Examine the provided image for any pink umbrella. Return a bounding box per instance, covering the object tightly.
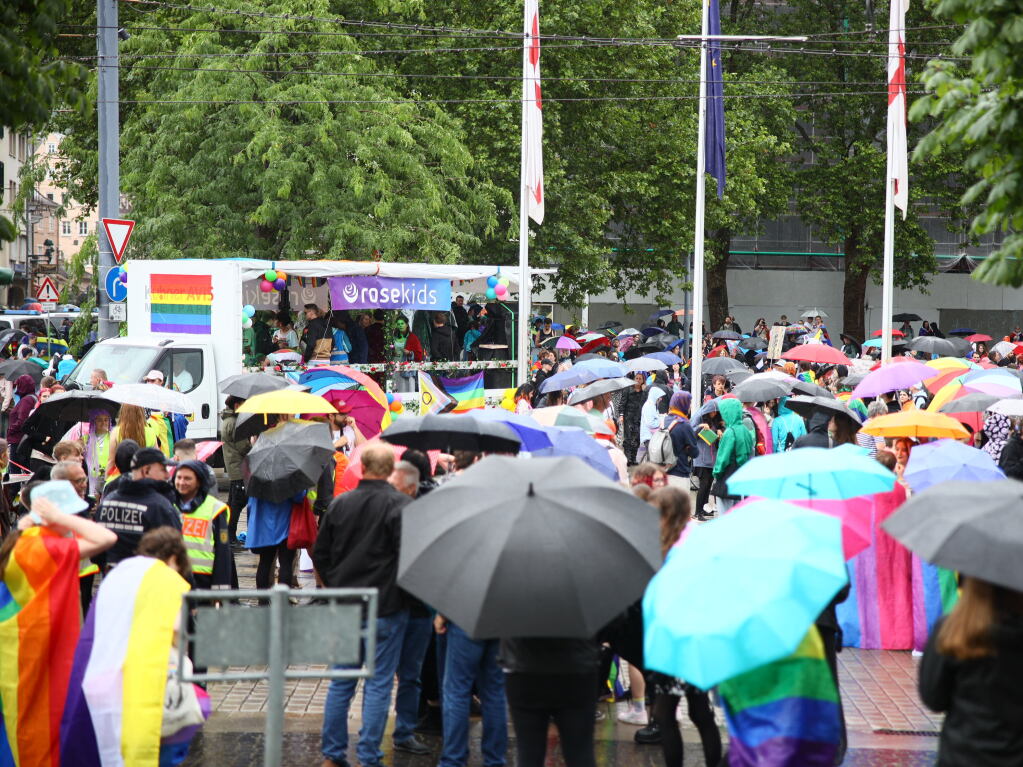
[732,494,872,560]
[850,360,935,399]
[555,336,582,351]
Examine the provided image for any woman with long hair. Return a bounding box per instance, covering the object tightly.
[107,404,163,475]
[645,487,722,767]
[919,576,1023,764]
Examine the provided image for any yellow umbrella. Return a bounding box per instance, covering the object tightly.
[237,389,337,415]
[924,357,974,373]
[860,409,970,439]
[926,381,968,413]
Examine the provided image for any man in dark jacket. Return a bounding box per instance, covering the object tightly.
[301,304,331,362]
[220,396,251,545]
[792,410,833,449]
[429,312,457,362]
[314,444,413,767]
[95,447,180,565]
[451,295,469,348]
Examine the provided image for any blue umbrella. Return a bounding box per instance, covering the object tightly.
[642,327,668,337]
[904,438,1004,492]
[646,351,682,366]
[665,338,686,352]
[643,500,847,690]
[530,426,617,480]
[727,444,896,500]
[470,409,553,452]
[539,359,627,393]
[552,323,565,331]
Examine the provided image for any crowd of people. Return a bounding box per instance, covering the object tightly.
[0,307,1020,767]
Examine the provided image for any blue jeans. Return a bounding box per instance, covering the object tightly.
[392,614,434,744]
[321,610,409,767]
[439,623,507,767]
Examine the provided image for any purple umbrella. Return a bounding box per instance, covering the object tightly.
[850,361,935,399]
[556,336,582,350]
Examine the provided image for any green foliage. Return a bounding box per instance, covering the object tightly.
[911,0,1023,286]
[61,232,97,354]
[0,0,88,241]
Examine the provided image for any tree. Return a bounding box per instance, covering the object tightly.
[911,0,1023,287]
[0,0,87,240]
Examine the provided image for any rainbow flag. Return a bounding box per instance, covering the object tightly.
[150,274,213,335]
[911,556,959,652]
[60,556,191,767]
[0,527,82,767]
[438,373,485,412]
[719,626,841,767]
[418,372,455,415]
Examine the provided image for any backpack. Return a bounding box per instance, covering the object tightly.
[647,417,679,467]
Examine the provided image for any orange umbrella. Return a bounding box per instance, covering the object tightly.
[860,410,970,439]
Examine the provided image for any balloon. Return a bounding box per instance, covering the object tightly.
[386,393,395,404]
[494,284,507,298]
[499,276,510,286]
[243,304,255,317]
[486,288,496,299]
[242,318,253,329]
[275,270,287,280]
[389,400,402,413]
[264,270,277,282]
[274,278,287,291]
[486,276,498,288]
[119,270,128,284]
[260,279,274,293]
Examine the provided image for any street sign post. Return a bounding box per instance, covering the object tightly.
[100,218,135,264]
[36,276,60,310]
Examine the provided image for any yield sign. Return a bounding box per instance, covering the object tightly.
[101,218,135,264]
[37,276,60,305]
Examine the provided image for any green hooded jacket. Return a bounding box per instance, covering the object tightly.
[713,398,754,478]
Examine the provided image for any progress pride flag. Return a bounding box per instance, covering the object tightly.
[328,276,451,311]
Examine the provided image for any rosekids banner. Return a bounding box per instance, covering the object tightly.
[329,276,451,311]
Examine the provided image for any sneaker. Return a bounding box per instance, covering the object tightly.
[634,722,661,744]
[595,708,607,721]
[617,708,648,725]
[393,737,432,755]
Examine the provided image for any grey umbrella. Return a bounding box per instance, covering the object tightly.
[906,336,958,357]
[702,357,747,375]
[939,392,1002,414]
[243,420,335,502]
[738,337,768,351]
[785,395,861,424]
[382,413,522,454]
[731,376,790,403]
[397,455,661,638]
[711,330,741,341]
[219,372,291,399]
[946,336,973,356]
[566,377,635,405]
[725,369,752,385]
[883,479,1023,591]
[0,359,43,384]
[791,379,836,399]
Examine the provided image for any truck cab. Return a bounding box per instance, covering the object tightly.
[64,337,220,439]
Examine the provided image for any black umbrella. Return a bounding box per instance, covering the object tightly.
[382,413,522,453]
[574,353,605,363]
[730,376,790,403]
[0,359,43,383]
[0,329,27,351]
[785,395,860,424]
[906,336,958,357]
[839,371,867,387]
[725,369,752,385]
[939,392,1001,414]
[566,377,635,405]
[219,372,291,399]
[838,333,862,345]
[738,337,768,351]
[243,420,335,502]
[702,357,747,375]
[638,333,682,352]
[397,455,661,638]
[598,320,623,330]
[234,411,273,441]
[883,479,1023,591]
[791,379,836,399]
[34,390,119,423]
[892,313,923,322]
[711,330,741,341]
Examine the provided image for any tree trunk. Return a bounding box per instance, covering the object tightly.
[841,227,868,340]
[706,229,731,332]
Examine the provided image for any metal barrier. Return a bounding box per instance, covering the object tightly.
[178,585,378,767]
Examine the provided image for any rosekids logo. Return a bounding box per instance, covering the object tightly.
[329,276,451,311]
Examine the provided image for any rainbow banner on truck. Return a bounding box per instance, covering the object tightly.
[150,273,213,334]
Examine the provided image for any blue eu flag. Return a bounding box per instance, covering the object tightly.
[705,0,726,199]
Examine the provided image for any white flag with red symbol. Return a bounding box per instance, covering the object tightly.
[523,0,544,224]
[887,0,909,218]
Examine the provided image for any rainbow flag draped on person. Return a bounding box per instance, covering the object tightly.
[437,373,485,412]
[0,527,81,767]
[718,626,841,767]
[911,556,959,651]
[60,556,191,767]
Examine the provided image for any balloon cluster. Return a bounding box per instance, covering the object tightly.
[242,303,256,329]
[386,392,405,415]
[259,269,288,293]
[485,274,511,301]
[113,264,128,286]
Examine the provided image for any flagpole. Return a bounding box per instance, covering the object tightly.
[689,0,710,406]
[517,59,531,387]
[881,168,895,365]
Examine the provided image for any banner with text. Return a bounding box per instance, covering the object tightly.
[328,276,451,311]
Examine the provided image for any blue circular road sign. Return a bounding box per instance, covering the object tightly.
[105,267,127,302]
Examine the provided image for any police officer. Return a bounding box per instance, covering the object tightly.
[173,459,233,590]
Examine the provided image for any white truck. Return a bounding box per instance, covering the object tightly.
[65,259,517,439]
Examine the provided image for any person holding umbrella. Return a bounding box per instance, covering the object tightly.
[220,395,251,545]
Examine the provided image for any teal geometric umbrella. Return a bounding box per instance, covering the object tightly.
[643,500,847,690]
[726,444,895,500]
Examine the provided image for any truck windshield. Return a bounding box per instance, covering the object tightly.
[64,345,160,387]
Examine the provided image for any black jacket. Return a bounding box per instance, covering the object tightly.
[312,478,410,616]
[429,323,456,361]
[663,413,700,477]
[499,637,600,675]
[96,476,181,565]
[302,315,331,361]
[998,432,1023,481]
[919,614,1023,766]
[792,410,832,449]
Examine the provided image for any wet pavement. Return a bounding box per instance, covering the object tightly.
[181,503,940,766]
